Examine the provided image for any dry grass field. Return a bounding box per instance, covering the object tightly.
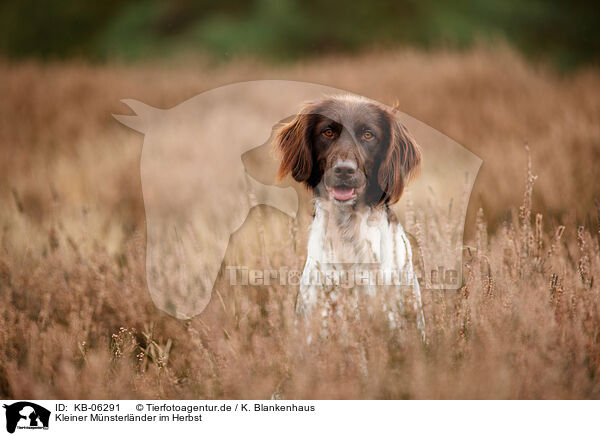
[1,46,599,399]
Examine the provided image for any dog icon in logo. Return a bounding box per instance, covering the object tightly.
[3,402,50,433]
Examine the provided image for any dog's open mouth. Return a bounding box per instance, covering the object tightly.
[331,186,355,201]
[326,185,364,202]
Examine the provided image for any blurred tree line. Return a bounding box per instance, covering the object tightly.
[0,0,598,69]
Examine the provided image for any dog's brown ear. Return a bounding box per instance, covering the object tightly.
[275,110,314,183]
[378,114,422,204]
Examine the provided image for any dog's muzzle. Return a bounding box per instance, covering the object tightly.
[324,160,366,202]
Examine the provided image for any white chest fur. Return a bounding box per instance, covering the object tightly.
[305,199,401,266]
[298,199,424,336]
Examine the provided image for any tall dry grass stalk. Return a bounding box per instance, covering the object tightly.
[0,47,599,398]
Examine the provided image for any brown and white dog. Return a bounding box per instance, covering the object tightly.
[275,95,425,335]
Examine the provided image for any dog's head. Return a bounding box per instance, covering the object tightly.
[276,95,421,206]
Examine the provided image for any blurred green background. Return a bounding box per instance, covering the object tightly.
[0,0,598,70]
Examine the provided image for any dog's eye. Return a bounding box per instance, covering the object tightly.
[322,128,335,137]
[362,130,374,140]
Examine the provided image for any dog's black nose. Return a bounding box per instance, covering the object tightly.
[333,164,355,178]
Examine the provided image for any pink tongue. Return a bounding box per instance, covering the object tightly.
[332,187,354,201]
